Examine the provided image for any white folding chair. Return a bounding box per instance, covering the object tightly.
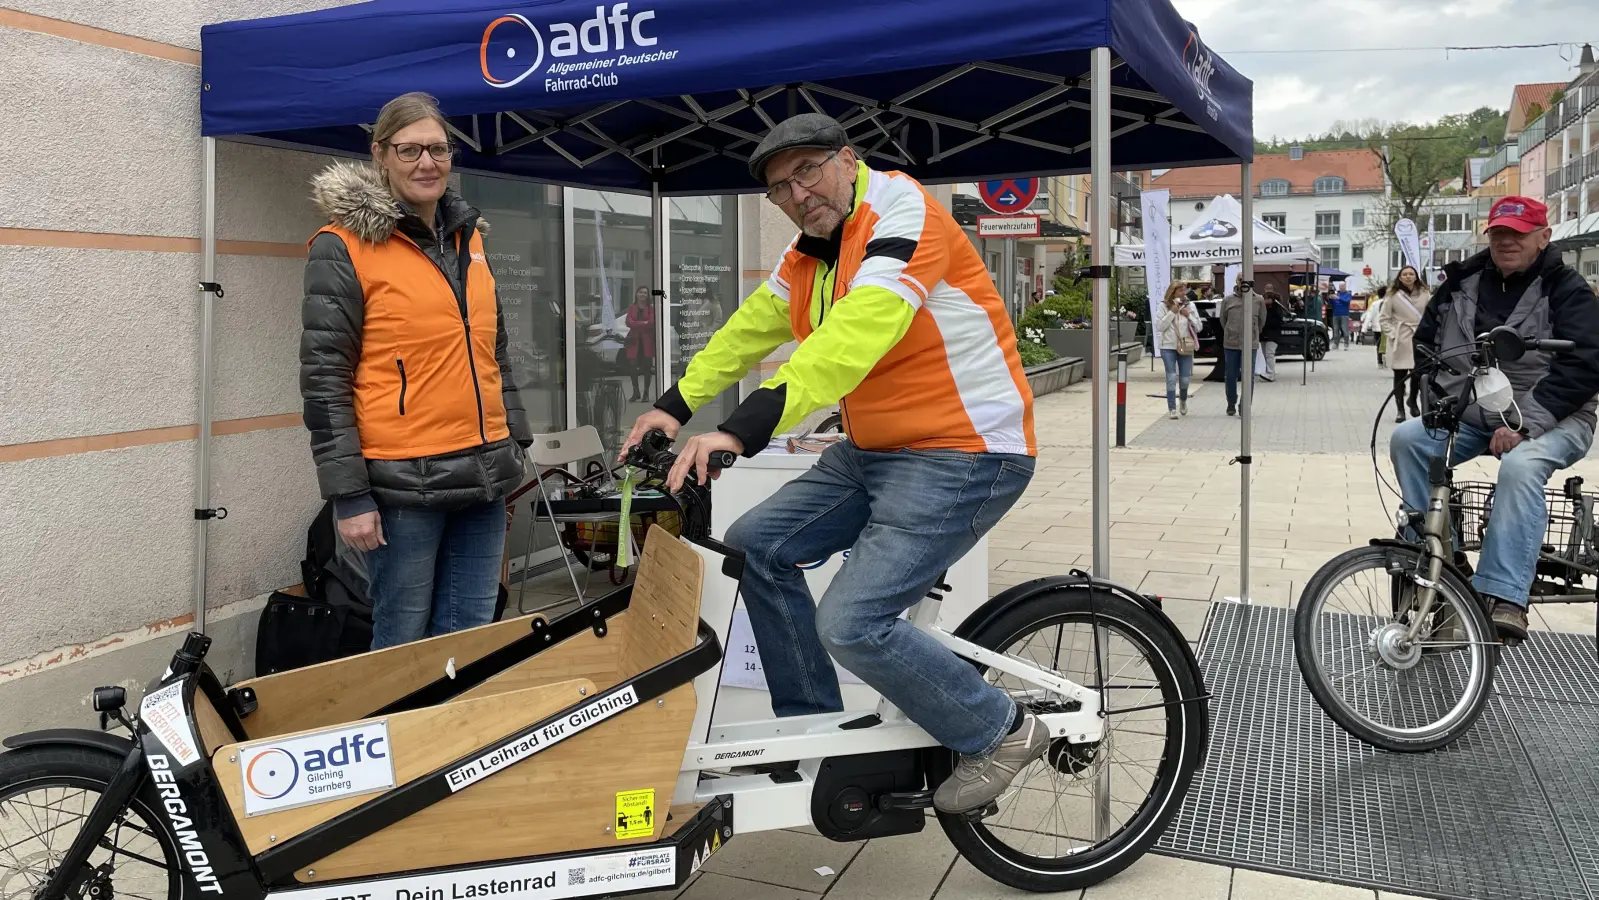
[516,426,639,610]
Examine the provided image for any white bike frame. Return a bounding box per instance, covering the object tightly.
[671,542,1107,835]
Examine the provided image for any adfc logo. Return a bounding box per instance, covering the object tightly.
[480,14,543,89]
[244,747,298,800]
[480,4,660,89]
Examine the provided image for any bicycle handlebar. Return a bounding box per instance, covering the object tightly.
[623,429,737,479]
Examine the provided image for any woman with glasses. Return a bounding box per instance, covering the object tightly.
[299,92,531,649]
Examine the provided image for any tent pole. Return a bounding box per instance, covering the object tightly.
[192,135,219,634]
[1089,46,1114,844]
[1089,46,1111,581]
[652,149,666,417]
[1238,162,1254,605]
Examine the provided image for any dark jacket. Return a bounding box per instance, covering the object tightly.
[1417,247,1599,438]
[300,162,531,517]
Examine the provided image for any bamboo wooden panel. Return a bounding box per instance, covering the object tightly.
[456,623,624,701]
[192,690,235,758]
[293,682,697,882]
[620,528,704,675]
[234,614,545,739]
[213,679,596,855]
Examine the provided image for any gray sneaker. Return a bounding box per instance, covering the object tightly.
[1491,600,1529,644]
[932,713,1051,814]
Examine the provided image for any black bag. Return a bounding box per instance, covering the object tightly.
[256,500,511,675]
[255,590,344,675]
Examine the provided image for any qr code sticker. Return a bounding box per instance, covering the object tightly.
[568,868,586,886]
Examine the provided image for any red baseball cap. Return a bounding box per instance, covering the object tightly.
[1486,196,1549,234]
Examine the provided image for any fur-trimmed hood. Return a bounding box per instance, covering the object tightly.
[310,160,488,243]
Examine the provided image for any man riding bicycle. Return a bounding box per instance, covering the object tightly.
[620,113,1043,814]
[1391,196,1599,642]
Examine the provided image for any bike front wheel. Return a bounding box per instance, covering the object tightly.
[1294,545,1498,752]
[0,744,182,900]
[930,585,1205,893]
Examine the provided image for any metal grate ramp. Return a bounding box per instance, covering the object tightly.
[1154,602,1599,900]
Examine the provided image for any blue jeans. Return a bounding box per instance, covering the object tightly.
[724,441,1034,756]
[1223,349,1257,409]
[1160,349,1193,410]
[1332,315,1351,346]
[1390,416,1594,606]
[366,499,507,649]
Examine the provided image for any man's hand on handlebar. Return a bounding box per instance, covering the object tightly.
[618,409,683,463]
[668,431,744,492]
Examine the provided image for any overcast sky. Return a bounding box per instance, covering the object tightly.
[1175,0,1592,140]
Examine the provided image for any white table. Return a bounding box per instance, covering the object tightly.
[702,444,990,725]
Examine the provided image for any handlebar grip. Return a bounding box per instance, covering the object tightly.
[1534,339,1576,353]
[707,450,737,471]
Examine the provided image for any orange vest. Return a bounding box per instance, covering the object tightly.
[314,224,509,460]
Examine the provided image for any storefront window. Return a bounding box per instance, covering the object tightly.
[457,174,566,577]
[571,190,655,454]
[668,196,741,439]
[458,175,566,436]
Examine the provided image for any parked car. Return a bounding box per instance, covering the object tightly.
[1190,299,1329,361]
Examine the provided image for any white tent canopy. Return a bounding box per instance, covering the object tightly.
[1114,194,1320,267]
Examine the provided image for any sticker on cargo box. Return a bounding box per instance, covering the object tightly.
[615,789,655,838]
[238,720,395,816]
[140,682,200,768]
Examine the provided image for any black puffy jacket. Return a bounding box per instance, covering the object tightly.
[299,162,531,517]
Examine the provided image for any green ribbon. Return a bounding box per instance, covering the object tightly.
[616,466,637,569]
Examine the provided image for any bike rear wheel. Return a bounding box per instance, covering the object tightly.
[931,587,1204,893]
[0,745,181,900]
[1294,545,1497,752]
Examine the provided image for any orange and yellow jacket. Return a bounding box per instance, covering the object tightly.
[656,160,1036,457]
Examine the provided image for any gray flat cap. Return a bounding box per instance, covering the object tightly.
[748,113,849,182]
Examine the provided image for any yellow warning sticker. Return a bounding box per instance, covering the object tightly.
[615,789,655,838]
[710,830,721,852]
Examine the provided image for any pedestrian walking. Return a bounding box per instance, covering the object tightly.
[1219,276,1266,417]
[1331,288,1353,348]
[1260,290,1287,382]
[1382,265,1432,423]
[1364,286,1388,367]
[1155,283,1203,418]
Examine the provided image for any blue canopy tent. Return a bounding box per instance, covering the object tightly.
[193,0,1258,626]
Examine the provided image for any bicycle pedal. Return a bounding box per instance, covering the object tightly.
[1500,635,1524,649]
[960,802,999,821]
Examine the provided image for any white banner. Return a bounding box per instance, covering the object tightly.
[1427,214,1437,272]
[1395,218,1422,271]
[1139,189,1172,349]
[266,846,678,900]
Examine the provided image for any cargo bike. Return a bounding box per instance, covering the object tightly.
[0,431,1210,900]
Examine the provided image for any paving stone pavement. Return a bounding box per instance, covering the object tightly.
[530,345,1595,900]
[1133,342,1416,454]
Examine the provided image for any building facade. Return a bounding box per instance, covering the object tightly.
[1148,148,1388,287]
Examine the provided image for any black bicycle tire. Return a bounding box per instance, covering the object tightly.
[0,744,184,900]
[930,589,1203,893]
[1293,545,1497,753]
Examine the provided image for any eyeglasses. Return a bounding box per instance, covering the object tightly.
[765,152,837,205]
[387,141,455,163]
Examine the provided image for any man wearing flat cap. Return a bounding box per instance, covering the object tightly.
[622,113,1044,813]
